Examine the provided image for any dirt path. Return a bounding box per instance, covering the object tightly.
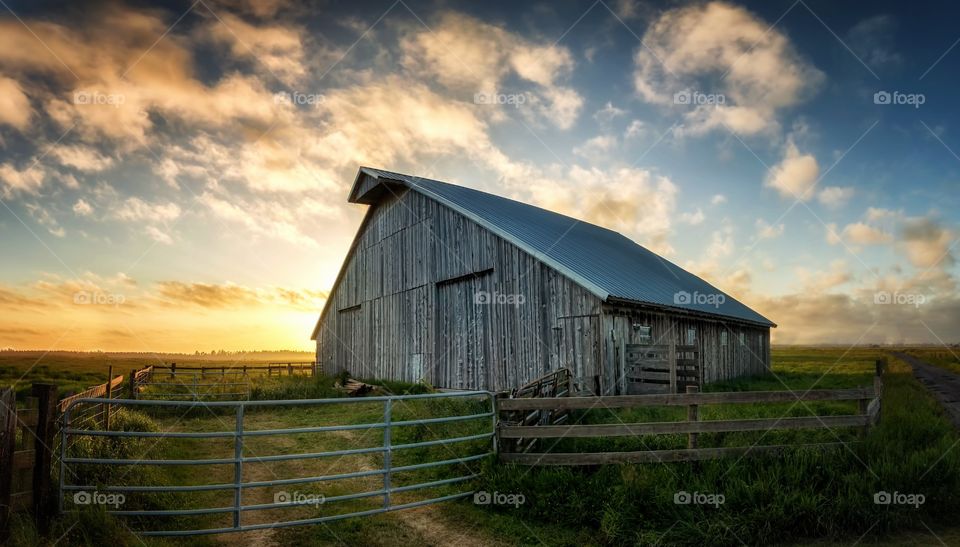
[893,352,960,429]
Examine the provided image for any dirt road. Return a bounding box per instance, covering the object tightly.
[894,352,960,429]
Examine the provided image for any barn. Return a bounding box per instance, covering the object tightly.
[312,167,775,395]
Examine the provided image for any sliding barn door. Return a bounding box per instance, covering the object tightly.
[434,274,491,390]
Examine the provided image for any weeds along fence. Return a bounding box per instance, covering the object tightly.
[133,362,319,401]
[497,360,885,465]
[0,384,57,539]
[58,390,494,536]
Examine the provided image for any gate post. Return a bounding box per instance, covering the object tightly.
[233,404,244,530]
[32,384,57,533]
[102,366,113,430]
[383,399,392,509]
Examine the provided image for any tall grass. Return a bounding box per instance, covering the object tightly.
[476,352,960,545]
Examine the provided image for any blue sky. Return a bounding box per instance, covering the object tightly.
[0,0,958,350]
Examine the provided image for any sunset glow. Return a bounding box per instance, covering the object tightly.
[1,1,959,351]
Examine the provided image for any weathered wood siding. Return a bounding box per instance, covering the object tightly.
[602,305,770,394]
[316,188,604,392]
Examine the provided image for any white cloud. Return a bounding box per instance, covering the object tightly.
[624,119,646,139]
[679,208,705,225]
[755,218,784,239]
[817,186,854,208]
[115,197,181,223]
[50,145,113,172]
[634,1,822,136]
[593,101,627,123]
[711,194,727,205]
[899,217,955,269]
[843,222,892,245]
[0,164,45,196]
[201,12,306,84]
[573,135,617,160]
[0,77,31,130]
[73,199,93,216]
[765,139,819,200]
[401,12,582,129]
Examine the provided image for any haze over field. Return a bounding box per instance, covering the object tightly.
[1,0,958,351]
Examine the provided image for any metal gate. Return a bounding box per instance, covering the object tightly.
[59,391,495,536]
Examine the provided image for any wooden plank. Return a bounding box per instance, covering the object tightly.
[0,387,14,540]
[498,388,875,411]
[12,451,34,470]
[16,410,38,428]
[499,414,870,438]
[9,491,31,511]
[500,442,849,465]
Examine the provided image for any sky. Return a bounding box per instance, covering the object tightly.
[0,0,958,352]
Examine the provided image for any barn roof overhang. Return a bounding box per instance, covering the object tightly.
[604,297,777,329]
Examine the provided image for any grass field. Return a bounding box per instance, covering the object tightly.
[7,347,960,546]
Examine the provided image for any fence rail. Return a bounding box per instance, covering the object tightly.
[498,360,884,466]
[59,390,494,536]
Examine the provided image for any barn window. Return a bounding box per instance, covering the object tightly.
[720,331,728,346]
[633,324,652,344]
[739,332,745,345]
[686,327,697,345]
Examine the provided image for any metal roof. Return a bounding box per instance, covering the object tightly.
[355,167,775,327]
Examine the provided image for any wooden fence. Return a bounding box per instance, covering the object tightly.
[0,384,57,539]
[497,360,884,465]
[150,362,319,378]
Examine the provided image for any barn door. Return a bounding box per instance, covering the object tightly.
[434,274,491,390]
[556,316,601,395]
[336,306,363,375]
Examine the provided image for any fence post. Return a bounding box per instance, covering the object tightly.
[102,366,113,430]
[288,363,293,377]
[686,385,699,449]
[312,361,317,378]
[32,384,56,534]
[233,404,244,530]
[0,387,15,541]
[128,369,138,400]
[871,358,885,427]
[383,398,392,509]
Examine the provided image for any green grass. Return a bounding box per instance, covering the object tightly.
[11,348,960,546]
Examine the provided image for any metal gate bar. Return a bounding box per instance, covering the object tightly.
[60,390,495,536]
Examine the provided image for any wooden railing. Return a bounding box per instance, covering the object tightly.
[0,384,57,539]
[497,360,884,466]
